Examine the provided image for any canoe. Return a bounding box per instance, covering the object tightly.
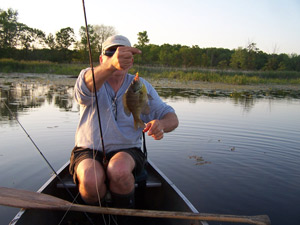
[10,159,207,225]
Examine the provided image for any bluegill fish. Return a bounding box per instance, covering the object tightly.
[123,73,152,130]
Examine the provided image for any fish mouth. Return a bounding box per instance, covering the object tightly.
[132,81,142,92]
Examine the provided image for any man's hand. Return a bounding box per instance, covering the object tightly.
[143,120,164,140]
[84,46,141,92]
[143,113,179,140]
[109,46,141,71]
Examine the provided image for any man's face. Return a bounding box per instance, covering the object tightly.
[100,45,132,76]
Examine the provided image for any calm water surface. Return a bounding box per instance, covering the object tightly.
[0,75,299,225]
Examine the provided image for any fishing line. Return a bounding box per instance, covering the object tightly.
[2,99,95,225]
[2,101,65,187]
[81,1,110,224]
[81,0,107,167]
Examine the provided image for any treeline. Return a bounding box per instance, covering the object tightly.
[1,8,300,72]
[134,43,300,71]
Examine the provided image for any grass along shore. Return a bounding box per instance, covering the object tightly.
[1,59,300,89]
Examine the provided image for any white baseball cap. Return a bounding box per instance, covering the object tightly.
[102,35,131,52]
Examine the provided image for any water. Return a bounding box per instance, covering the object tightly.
[0,75,300,225]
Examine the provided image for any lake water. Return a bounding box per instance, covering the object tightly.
[0,74,300,225]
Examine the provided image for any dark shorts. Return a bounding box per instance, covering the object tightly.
[69,146,147,184]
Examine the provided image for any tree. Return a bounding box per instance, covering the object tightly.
[0,8,19,48]
[94,24,116,53]
[137,31,149,47]
[78,25,96,50]
[77,24,116,61]
[244,42,259,70]
[45,33,56,50]
[263,54,278,71]
[288,54,300,71]
[55,27,75,50]
[201,53,210,67]
[179,45,202,67]
[18,24,45,50]
[230,47,247,69]
[158,44,182,66]
[77,25,98,62]
[0,8,45,51]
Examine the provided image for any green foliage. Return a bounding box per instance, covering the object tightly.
[18,25,45,50]
[0,58,88,75]
[55,27,75,50]
[129,65,300,85]
[136,31,149,47]
[1,59,300,85]
[76,24,116,62]
[45,33,56,49]
[0,8,300,73]
[93,24,116,53]
[0,8,19,48]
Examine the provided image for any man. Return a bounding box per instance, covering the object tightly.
[69,35,179,208]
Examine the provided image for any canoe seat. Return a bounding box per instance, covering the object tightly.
[56,171,161,189]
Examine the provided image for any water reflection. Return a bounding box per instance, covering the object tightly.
[156,87,300,110]
[1,78,300,121]
[0,81,75,121]
[1,77,300,225]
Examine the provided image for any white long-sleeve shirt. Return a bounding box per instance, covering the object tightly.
[74,68,175,152]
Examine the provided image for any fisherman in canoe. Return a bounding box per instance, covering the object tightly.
[69,35,179,209]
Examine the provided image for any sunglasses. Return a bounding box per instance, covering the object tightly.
[103,49,116,57]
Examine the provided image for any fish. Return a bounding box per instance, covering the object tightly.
[123,72,152,130]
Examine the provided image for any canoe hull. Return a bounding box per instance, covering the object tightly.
[11,160,206,225]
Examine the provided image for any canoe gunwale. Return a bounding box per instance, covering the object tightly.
[147,159,199,214]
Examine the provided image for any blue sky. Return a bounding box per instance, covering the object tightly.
[2,0,300,54]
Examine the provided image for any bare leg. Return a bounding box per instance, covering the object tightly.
[76,158,106,204]
[106,151,135,195]
[107,152,136,209]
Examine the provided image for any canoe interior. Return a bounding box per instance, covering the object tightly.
[11,160,205,225]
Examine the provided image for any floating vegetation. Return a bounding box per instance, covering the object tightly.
[189,155,211,165]
[155,88,300,100]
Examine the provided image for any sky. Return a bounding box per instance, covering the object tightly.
[1,0,300,55]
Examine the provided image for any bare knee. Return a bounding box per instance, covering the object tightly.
[76,159,106,204]
[108,165,132,184]
[107,153,135,194]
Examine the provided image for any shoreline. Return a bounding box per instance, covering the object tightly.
[1,72,299,91]
[147,77,300,91]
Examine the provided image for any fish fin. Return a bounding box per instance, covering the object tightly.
[124,107,131,116]
[122,94,131,116]
[141,104,150,115]
[134,119,145,130]
[147,93,153,100]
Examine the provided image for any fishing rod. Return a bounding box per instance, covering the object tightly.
[2,100,95,225]
[81,3,110,223]
[81,0,107,167]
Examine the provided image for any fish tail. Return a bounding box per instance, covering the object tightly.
[134,72,139,81]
